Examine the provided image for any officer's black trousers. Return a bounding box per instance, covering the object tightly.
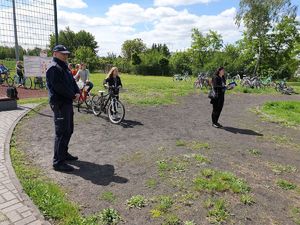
[211,94,224,124]
[51,103,74,166]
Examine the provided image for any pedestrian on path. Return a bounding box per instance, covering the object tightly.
[46,45,80,172]
[211,66,226,128]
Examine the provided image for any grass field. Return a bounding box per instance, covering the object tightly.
[90,73,196,105]
[260,101,300,127]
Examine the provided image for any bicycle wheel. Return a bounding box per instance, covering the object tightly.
[13,75,19,86]
[92,95,104,116]
[24,77,32,89]
[6,77,14,87]
[108,100,125,124]
[85,94,94,109]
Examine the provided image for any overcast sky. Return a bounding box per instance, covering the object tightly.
[56,0,299,56]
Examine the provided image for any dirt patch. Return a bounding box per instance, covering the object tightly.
[16,93,300,224]
[0,84,47,99]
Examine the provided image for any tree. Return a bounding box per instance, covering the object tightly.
[50,27,98,56]
[121,38,147,61]
[131,52,142,65]
[74,46,98,72]
[190,29,223,74]
[169,51,192,75]
[151,43,170,57]
[236,0,297,75]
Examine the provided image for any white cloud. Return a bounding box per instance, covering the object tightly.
[57,4,242,55]
[58,0,88,9]
[154,0,217,7]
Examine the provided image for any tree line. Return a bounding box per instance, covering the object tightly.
[0,0,299,79]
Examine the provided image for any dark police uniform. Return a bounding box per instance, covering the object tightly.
[46,57,80,167]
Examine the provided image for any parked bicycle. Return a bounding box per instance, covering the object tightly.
[173,72,191,81]
[241,76,262,89]
[92,86,125,124]
[275,79,296,95]
[261,76,276,88]
[194,73,210,89]
[12,74,32,89]
[0,71,13,87]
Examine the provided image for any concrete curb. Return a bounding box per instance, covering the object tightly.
[3,104,51,225]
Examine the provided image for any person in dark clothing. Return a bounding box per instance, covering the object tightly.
[46,45,80,172]
[103,67,122,98]
[211,67,227,128]
[16,61,24,86]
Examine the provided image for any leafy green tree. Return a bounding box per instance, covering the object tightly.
[190,29,223,74]
[169,51,192,75]
[236,0,297,75]
[50,27,98,56]
[74,46,98,72]
[132,52,142,65]
[121,38,147,61]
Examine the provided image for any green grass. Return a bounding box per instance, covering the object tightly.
[260,101,300,127]
[268,162,297,175]
[0,59,15,71]
[100,191,117,203]
[90,73,195,105]
[248,149,262,156]
[145,178,158,188]
[276,179,297,190]
[17,97,48,105]
[204,198,230,224]
[240,194,255,205]
[155,196,174,213]
[162,214,181,225]
[194,154,211,163]
[10,137,84,224]
[291,207,300,225]
[126,195,147,209]
[194,169,250,194]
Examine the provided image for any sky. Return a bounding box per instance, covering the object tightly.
[57,0,300,56]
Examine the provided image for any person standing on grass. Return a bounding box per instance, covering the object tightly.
[211,66,226,128]
[46,45,80,172]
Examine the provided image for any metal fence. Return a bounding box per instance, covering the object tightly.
[0,0,55,59]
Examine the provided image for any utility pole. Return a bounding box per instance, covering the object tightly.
[12,0,19,61]
[53,0,58,45]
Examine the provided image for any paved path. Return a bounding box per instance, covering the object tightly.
[0,105,48,225]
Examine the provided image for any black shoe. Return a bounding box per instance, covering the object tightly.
[216,123,223,128]
[65,154,78,161]
[212,123,221,128]
[53,163,74,172]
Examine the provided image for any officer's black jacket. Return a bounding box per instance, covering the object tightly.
[46,57,80,105]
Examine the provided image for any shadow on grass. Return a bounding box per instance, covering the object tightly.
[68,160,129,186]
[222,126,263,136]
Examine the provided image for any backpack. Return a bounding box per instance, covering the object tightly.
[6,87,18,99]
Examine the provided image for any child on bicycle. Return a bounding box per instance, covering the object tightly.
[103,67,122,99]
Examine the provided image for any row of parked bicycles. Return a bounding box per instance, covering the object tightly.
[175,72,298,95]
[0,73,46,89]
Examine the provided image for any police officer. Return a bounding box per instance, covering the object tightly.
[46,45,80,172]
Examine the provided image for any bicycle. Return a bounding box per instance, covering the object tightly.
[92,86,125,124]
[33,77,46,89]
[194,73,209,89]
[0,71,14,87]
[76,82,94,112]
[173,72,191,81]
[13,74,32,89]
